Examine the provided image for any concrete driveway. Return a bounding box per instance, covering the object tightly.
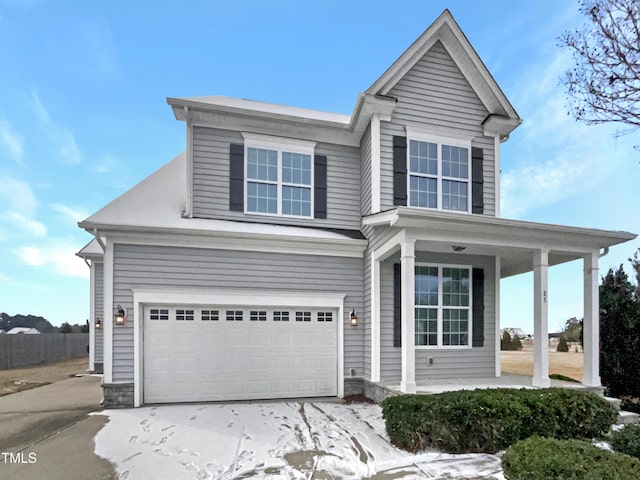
[0,374,116,480]
[93,401,505,479]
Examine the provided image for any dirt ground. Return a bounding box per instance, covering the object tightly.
[501,344,584,381]
[0,356,89,396]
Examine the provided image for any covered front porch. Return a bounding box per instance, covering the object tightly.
[364,207,636,394]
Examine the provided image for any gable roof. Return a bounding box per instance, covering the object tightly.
[366,10,520,126]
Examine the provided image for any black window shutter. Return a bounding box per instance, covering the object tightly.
[393,136,407,206]
[472,268,485,347]
[393,263,402,347]
[229,144,244,211]
[314,155,327,219]
[471,147,484,214]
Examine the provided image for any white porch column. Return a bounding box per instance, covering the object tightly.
[400,239,416,393]
[371,253,381,382]
[532,250,550,388]
[582,253,601,387]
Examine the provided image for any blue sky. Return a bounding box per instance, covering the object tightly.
[0,0,638,331]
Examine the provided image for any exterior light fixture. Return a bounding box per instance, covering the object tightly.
[451,245,466,252]
[95,318,102,329]
[350,309,358,327]
[115,305,126,326]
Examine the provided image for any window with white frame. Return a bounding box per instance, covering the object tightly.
[408,135,470,212]
[415,265,471,347]
[243,133,315,217]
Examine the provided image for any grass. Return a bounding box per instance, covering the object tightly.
[0,356,88,397]
[501,344,584,381]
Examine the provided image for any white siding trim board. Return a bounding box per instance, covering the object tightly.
[132,289,346,407]
[103,239,114,384]
[89,260,96,371]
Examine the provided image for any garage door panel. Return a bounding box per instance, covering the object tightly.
[144,305,338,403]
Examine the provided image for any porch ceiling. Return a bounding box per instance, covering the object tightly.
[364,207,637,278]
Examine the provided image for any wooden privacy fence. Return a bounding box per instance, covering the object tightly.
[0,333,89,369]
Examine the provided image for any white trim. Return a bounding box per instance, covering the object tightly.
[414,263,473,349]
[184,115,193,218]
[494,135,500,218]
[370,253,381,382]
[103,239,114,383]
[132,288,346,407]
[370,113,381,213]
[495,256,501,377]
[89,260,96,371]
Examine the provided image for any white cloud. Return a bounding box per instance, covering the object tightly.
[0,119,24,163]
[50,203,90,223]
[4,212,47,237]
[13,241,88,278]
[31,91,81,165]
[0,175,38,214]
[94,153,121,174]
[500,45,632,218]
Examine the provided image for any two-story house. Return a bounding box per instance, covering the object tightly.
[77,10,635,408]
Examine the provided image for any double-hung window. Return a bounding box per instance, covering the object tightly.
[243,133,315,218]
[407,131,471,213]
[415,264,472,348]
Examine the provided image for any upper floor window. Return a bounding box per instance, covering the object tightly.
[243,133,315,218]
[407,133,471,213]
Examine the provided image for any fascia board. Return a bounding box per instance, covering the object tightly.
[393,208,636,252]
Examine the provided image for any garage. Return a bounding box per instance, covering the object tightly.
[143,305,338,403]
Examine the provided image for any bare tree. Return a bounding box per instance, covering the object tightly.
[559,0,640,133]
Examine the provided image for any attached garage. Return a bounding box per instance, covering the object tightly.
[139,295,342,404]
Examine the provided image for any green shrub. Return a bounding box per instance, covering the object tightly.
[557,336,569,352]
[549,373,580,383]
[381,388,617,454]
[611,425,640,459]
[502,437,640,480]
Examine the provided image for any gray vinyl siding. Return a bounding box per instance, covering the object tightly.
[379,41,496,215]
[94,261,104,363]
[192,126,361,229]
[362,225,403,380]
[111,243,364,382]
[379,252,496,381]
[360,124,372,216]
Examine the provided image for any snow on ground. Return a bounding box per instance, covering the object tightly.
[93,402,505,480]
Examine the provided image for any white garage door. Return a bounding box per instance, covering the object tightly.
[143,305,338,403]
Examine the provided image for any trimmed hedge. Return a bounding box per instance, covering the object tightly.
[381,388,617,453]
[611,425,640,459]
[502,437,640,480]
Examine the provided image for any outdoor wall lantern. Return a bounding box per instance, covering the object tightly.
[95,317,102,329]
[115,305,126,326]
[350,309,358,327]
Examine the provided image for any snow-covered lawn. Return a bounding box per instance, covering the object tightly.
[93,402,505,479]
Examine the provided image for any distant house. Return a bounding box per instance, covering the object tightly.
[502,328,527,339]
[7,327,40,334]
